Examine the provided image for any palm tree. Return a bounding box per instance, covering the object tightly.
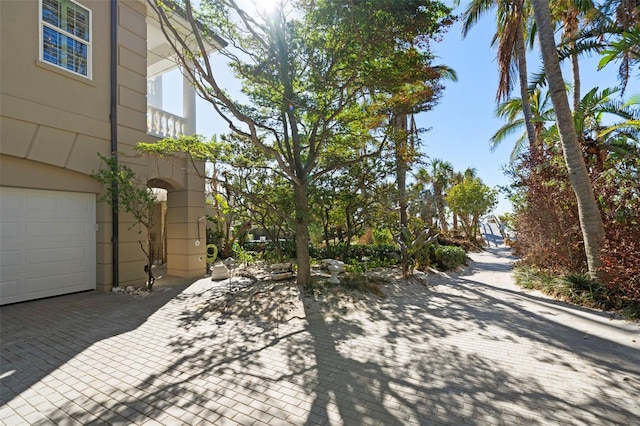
[460,0,537,150]
[530,0,606,280]
[596,0,640,90]
[598,26,640,90]
[550,0,596,110]
[491,88,555,161]
[573,87,640,172]
[413,167,437,229]
[494,85,640,165]
[392,66,457,238]
[421,159,454,232]
[569,0,639,92]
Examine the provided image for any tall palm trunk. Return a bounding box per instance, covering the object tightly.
[435,184,448,232]
[570,43,581,111]
[562,8,582,111]
[531,0,605,280]
[514,0,537,150]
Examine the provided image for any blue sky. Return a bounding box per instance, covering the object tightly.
[164,3,622,216]
[418,8,621,215]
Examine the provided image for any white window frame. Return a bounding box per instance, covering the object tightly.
[39,0,92,79]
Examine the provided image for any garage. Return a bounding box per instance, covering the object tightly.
[0,187,96,305]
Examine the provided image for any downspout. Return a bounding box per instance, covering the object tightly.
[110,0,119,287]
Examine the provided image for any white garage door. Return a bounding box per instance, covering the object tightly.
[0,187,96,305]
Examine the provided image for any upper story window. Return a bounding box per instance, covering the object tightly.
[40,0,91,78]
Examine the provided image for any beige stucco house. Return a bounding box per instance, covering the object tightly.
[0,0,224,304]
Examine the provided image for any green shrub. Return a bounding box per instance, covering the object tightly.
[310,244,399,270]
[233,243,254,266]
[372,228,394,245]
[243,240,296,261]
[434,245,466,270]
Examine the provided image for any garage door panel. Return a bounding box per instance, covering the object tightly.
[28,246,87,265]
[24,193,93,219]
[0,279,21,301]
[27,221,90,239]
[0,193,24,216]
[2,244,91,274]
[62,197,93,217]
[0,188,96,305]
[26,194,60,215]
[0,249,21,268]
[0,221,22,239]
[26,271,88,297]
[2,264,89,281]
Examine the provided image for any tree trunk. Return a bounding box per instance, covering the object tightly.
[515,0,537,150]
[459,216,473,245]
[571,45,581,111]
[294,182,311,285]
[436,187,448,232]
[531,0,605,280]
[394,112,409,231]
[564,9,581,112]
[323,207,332,249]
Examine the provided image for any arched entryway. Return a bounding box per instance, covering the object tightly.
[148,177,207,279]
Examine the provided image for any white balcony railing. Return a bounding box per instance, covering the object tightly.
[147,106,187,139]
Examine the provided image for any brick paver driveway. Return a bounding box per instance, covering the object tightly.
[1,247,639,425]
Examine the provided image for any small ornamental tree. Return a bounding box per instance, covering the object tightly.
[446,177,498,247]
[92,153,158,290]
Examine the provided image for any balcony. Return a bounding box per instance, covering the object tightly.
[146,72,193,139]
[147,106,186,139]
[146,3,226,139]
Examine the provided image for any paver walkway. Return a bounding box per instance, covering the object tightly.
[1,245,639,425]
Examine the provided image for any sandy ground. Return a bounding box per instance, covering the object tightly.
[188,250,498,326]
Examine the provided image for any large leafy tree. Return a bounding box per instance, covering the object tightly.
[310,148,389,258]
[146,0,452,285]
[219,134,297,259]
[450,167,477,233]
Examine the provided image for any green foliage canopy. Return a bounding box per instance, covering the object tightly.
[446,177,498,245]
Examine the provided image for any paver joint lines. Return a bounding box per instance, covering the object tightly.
[1,244,638,425]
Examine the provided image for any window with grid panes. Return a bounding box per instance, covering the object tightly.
[40,0,91,77]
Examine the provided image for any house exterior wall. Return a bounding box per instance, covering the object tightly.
[0,0,206,294]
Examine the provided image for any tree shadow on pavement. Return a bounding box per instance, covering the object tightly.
[0,277,193,410]
[5,253,639,425]
[299,246,639,424]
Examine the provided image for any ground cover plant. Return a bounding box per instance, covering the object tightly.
[514,266,640,320]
